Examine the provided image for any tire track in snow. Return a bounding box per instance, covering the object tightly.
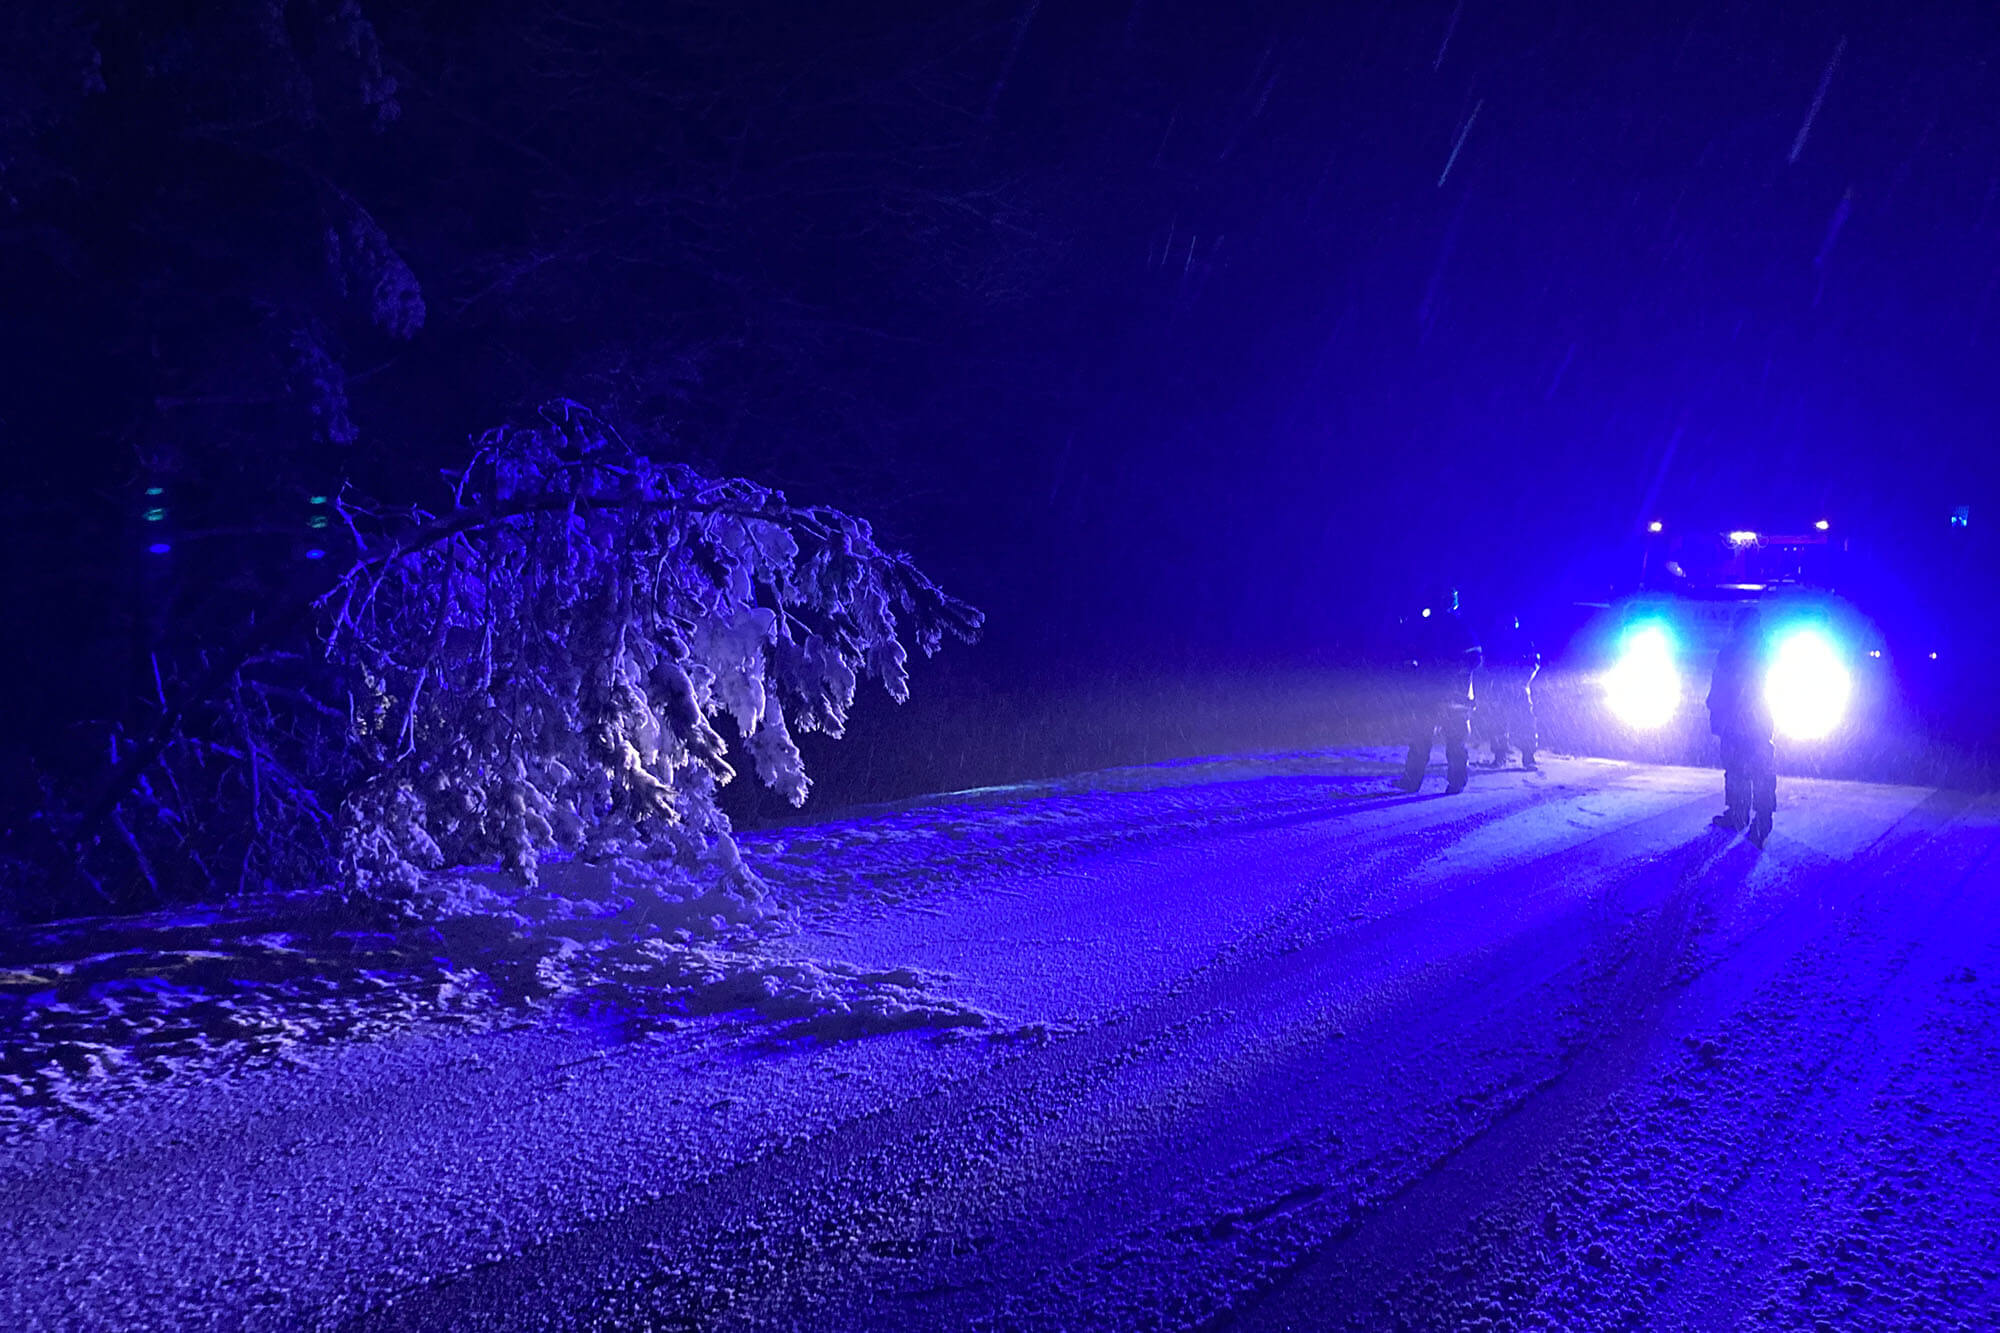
[769,787,1969,1331]
[817,792,1734,1328]
[1638,805,2000,1331]
[1227,792,1999,1332]
[913,781,1932,1329]
[345,772,1975,1333]
[346,772,1717,1331]
[918,801,1743,1332]
[1730,830,2000,1331]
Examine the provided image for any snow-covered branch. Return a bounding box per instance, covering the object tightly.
[46,403,978,919]
[321,402,981,899]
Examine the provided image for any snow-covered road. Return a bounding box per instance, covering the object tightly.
[8,751,2000,1331]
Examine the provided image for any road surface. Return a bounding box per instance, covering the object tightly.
[6,751,1999,1331]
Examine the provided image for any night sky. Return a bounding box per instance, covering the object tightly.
[5,0,1998,744]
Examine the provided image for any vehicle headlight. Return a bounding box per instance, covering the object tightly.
[1765,627,1851,741]
[1604,623,1681,729]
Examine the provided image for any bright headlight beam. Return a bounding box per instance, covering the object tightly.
[1764,627,1851,741]
[1603,623,1681,730]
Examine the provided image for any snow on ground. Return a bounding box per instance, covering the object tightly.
[3,748,1998,1331]
[0,834,1004,1144]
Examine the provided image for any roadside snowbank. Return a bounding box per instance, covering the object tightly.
[0,848,997,1142]
[1,751,1401,1142]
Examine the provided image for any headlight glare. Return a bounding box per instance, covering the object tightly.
[1604,623,1682,730]
[1765,627,1851,741]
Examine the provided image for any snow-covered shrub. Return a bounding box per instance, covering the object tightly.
[323,198,425,339]
[285,321,361,446]
[320,401,980,902]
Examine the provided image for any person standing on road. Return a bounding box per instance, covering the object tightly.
[1707,605,1777,845]
[1481,613,1541,771]
[1398,587,1483,794]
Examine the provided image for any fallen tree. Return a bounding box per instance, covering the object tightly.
[31,402,979,918]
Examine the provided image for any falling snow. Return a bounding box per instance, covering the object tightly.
[1439,98,1483,187]
[1789,36,1848,165]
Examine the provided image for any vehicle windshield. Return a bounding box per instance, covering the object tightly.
[1643,531,1838,594]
